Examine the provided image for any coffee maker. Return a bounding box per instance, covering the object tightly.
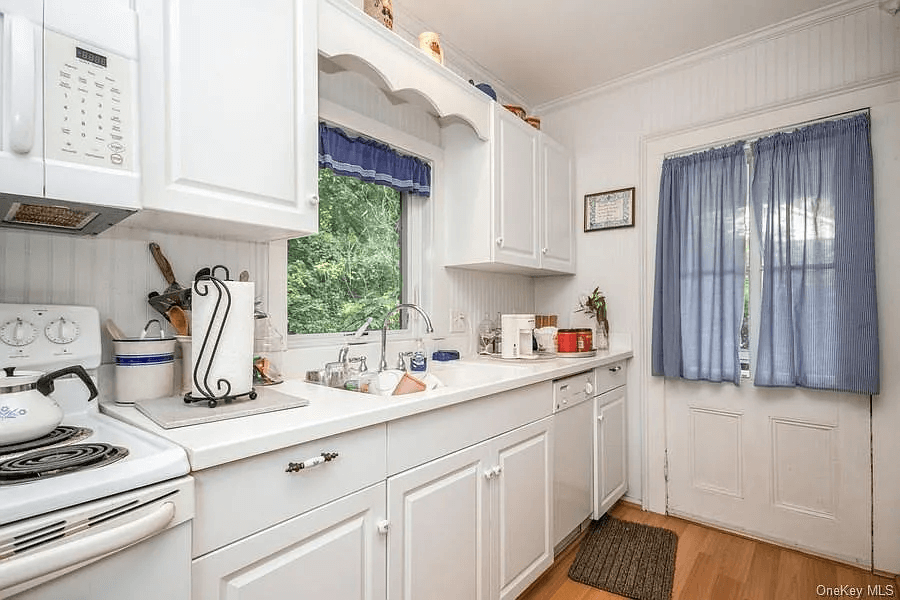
[500,314,535,358]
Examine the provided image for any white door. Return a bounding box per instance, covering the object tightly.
[136,0,318,238]
[492,417,553,600]
[493,108,539,268]
[0,1,43,198]
[594,388,627,517]
[387,442,492,600]
[540,137,574,273]
[666,382,871,566]
[192,483,387,600]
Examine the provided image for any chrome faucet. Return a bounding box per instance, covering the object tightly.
[378,303,434,372]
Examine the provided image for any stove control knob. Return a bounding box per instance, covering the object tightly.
[0,318,38,346]
[45,318,80,344]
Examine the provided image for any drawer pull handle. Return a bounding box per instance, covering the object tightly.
[286,452,339,473]
[608,366,622,373]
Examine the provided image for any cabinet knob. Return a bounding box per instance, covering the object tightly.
[495,237,504,247]
[597,414,604,422]
[377,520,390,535]
[584,382,594,395]
[494,465,503,477]
[309,194,319,206]
[609,366,622,373]
[542,247,548,254]
[484,469,495,480]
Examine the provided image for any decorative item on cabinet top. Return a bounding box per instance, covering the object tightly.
[503,104,527,119]
[418,31,444,65]
[468,80,497,101]
[363,0,393,29]
[584,187,635,232]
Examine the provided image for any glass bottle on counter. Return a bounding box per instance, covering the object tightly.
[253,312,285,386]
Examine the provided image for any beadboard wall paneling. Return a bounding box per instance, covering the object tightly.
[319,70,443,147]
[444,268,536,327]
[533,0,900,528]
[0,227,269,363]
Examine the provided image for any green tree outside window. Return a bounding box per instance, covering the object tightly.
[287,168,403,335]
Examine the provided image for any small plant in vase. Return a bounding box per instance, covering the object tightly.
[577,287,609,350]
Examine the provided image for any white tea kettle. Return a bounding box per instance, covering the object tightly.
[0,365,99,445]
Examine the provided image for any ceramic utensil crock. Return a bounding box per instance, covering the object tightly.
[0,365,99,444]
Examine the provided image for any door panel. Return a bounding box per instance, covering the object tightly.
[493,110,538,267]
[0,3,44,198]
[595,389,627,517]
[666,381,871,566]
[493,417,553,600]
[387,443,491,600]
[192,484,386,600]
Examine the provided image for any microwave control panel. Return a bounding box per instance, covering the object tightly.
[44,29,135,172]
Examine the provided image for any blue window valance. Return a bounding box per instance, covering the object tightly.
[318,122,431,197]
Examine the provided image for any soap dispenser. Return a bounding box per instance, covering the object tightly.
[410,338,427,373]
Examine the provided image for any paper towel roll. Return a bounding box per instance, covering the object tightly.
[191,279,254,398]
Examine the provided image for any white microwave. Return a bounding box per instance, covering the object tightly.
[0,0,139,235]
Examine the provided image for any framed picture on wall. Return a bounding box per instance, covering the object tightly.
[584,187,635,231]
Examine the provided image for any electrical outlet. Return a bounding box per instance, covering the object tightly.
[449,310,467,333]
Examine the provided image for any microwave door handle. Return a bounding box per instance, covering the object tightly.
[0,501,175,591]
[7,15,35,155]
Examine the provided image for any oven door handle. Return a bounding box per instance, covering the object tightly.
[0,501,176,591]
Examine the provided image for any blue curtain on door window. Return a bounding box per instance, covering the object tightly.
[318,122,431,196]
[750,114,879,394]
[652,142,748,385]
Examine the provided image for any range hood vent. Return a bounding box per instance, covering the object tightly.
[0,195,136,236]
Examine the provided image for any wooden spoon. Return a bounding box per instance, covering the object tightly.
[167,306,189,336]
[104,318,127,340]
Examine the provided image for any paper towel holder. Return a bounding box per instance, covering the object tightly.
[183,267,258,408]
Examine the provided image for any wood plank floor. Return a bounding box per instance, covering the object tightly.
[519,502,898,600]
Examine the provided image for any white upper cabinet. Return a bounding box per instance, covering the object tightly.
[130,0,319,241]
[493,108,540,268]
[541,136,575,273]
[443,104,575,276]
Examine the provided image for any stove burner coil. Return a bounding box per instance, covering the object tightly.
[0,426,92,458]
[0,444,129,485]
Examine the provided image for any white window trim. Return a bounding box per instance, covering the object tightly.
[272,99,443,350]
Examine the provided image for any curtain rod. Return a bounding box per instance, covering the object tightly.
[663,107,870,160]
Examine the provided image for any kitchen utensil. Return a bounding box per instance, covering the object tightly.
[392,372,426,395]
[175,335,192,394]
[0,365,99,444]
[147,291,175,321]
[149,242,191,308]
[113,338,176,405]
[167,306,189,336]
[239,270,249,282]
[140,318,163,339]
[104,318,127,340]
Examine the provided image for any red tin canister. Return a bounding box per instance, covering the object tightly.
[557,329,578,353]
[575,328,593,352]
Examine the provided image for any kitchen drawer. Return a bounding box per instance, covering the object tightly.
[595,361,627,395]
[193,424,387,557]
[388,381,551,475]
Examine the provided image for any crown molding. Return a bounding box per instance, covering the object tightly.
[533,0,879,114]
[390,0,532,110]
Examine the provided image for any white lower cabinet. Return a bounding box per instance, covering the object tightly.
[386,417,553,600]
[192,482,387,600]
[594,386,628,517]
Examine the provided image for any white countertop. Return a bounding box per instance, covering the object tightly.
[101,347,632,470]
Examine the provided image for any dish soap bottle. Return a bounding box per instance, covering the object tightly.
[410,338,427,373]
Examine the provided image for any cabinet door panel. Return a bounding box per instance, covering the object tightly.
[493,417,553,600]
[136,0,317,237]
[388,442,492,600]
[595,388,628,517]
[541,138,574,273]
[494,110,539,267]
[192,483,386,600]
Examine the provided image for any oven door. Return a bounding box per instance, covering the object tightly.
[0,477,193,599]
[9,522,190,600]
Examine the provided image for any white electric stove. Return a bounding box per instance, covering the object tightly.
[0,304,192,599]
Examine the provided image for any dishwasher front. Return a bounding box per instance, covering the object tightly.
[552,370,594,552]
